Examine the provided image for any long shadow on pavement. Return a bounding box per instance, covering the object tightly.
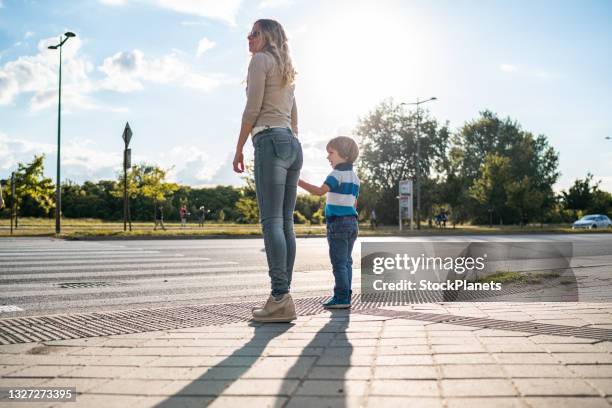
[153,322,293,407]
[281,310,354,407]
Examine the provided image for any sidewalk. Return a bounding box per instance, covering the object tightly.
[1,299,612,408]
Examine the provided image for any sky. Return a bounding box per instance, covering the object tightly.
[1,0,611,192]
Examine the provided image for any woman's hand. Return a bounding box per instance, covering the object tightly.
[233,150,245,173]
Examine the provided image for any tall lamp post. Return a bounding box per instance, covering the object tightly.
[401,97,437,230]
[48,31,76,235]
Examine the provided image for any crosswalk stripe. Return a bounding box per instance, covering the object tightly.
[0,261,239,272]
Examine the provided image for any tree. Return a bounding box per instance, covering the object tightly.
[562,173,611,219]
[113,164,179,221]
[8,155,55,221]
[455,111,559,224]
[469,154,512,225]
[356,99,450,224]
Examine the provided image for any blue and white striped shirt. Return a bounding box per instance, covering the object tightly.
[324,162,360,219]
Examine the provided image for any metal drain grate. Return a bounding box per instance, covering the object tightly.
[56,282,117,289]
[1,295,611,344]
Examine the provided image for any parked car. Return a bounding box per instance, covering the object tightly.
[572,214,612,229]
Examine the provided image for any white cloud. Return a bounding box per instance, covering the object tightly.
[0,36,106,111]
[258,0,294,9]
[0,132,244,186]
[500,64,518,72]
[98,0,128,5]
[196,37,215,58]
[99,49,223,92]
[24,31,34,39]
[155,0,242,25]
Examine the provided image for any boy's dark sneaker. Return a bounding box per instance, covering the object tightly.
[323,297,350,309]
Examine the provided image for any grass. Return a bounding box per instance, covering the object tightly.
[0,217,610,239]
[477,270,562,284]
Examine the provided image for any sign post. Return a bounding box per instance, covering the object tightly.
[122,122,133,232]
[10,172,15,235]
[399,179,414,231]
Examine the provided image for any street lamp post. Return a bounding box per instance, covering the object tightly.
[48,31,76,235]
[401,97,437,230]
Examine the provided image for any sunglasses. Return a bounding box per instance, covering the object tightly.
[247,30,260,40]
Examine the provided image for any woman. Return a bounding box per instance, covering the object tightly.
[233,19,302,322]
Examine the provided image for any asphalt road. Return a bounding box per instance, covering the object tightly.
[1,234,611,317]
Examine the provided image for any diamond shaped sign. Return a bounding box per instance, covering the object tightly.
[122,122,132,146]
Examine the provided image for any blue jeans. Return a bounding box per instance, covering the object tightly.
[326,216,358,303]
[253,128,303,298]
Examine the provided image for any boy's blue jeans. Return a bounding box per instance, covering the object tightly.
[326,216,359,303]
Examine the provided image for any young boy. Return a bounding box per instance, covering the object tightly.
[298,136,360,309]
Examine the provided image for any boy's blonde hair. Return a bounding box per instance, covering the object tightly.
[327,136,359,164]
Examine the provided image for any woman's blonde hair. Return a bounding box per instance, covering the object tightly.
[255,19,296,86]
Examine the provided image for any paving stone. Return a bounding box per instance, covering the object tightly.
[284,396,365,408]
[149,356,255,367]
[222,379,300,396]
[307,366,372,380]
[0,365,28,376]
[132,395,215,408]
[88,379,175,395]
[530,335,598,344]
[492,353,559,364]
[541,344,609,353]
[445,397,528,407]
[441,379,517,397]
[485,344,547,353]
[4,365,79,378]
[373,365,438,379]
[377,345,431,355]
[208,396,287,408]
[365,397,443,408]
[0,377,48,388]
[370,380,439,396]
[0,343,47,354]
[90,356,159,366]
[433,353,496,364]
[441,364,505,379]
[586,379,612,396]
[378,338,428,346]
[553,353,612,364]
[567,364,612,377]
[431,344,487,353]
[243,356,316,378]
[315,355,375,366]
[502,364,577,378]
[294,380,368,396]
[376,355,434,365]
[49,394,148,408]
[60,365,136,378]
[524,397,611,408]
[160,379,230,396]
[513,378,599,396]
[40,377,108,393]
[0,355,99,366]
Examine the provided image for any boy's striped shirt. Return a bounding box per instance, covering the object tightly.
[324,162,360,219]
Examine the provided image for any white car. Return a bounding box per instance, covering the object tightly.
[572,214,612,229]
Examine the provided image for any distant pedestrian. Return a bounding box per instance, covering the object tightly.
[198,206,207,227]
[179,205,188,228]
[0,180,4,210]
[154,205,166,231]
[370,209,377,229]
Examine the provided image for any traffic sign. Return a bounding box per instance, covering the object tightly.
[122,122,132,146]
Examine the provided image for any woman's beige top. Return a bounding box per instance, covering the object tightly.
[242,51,297,134]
